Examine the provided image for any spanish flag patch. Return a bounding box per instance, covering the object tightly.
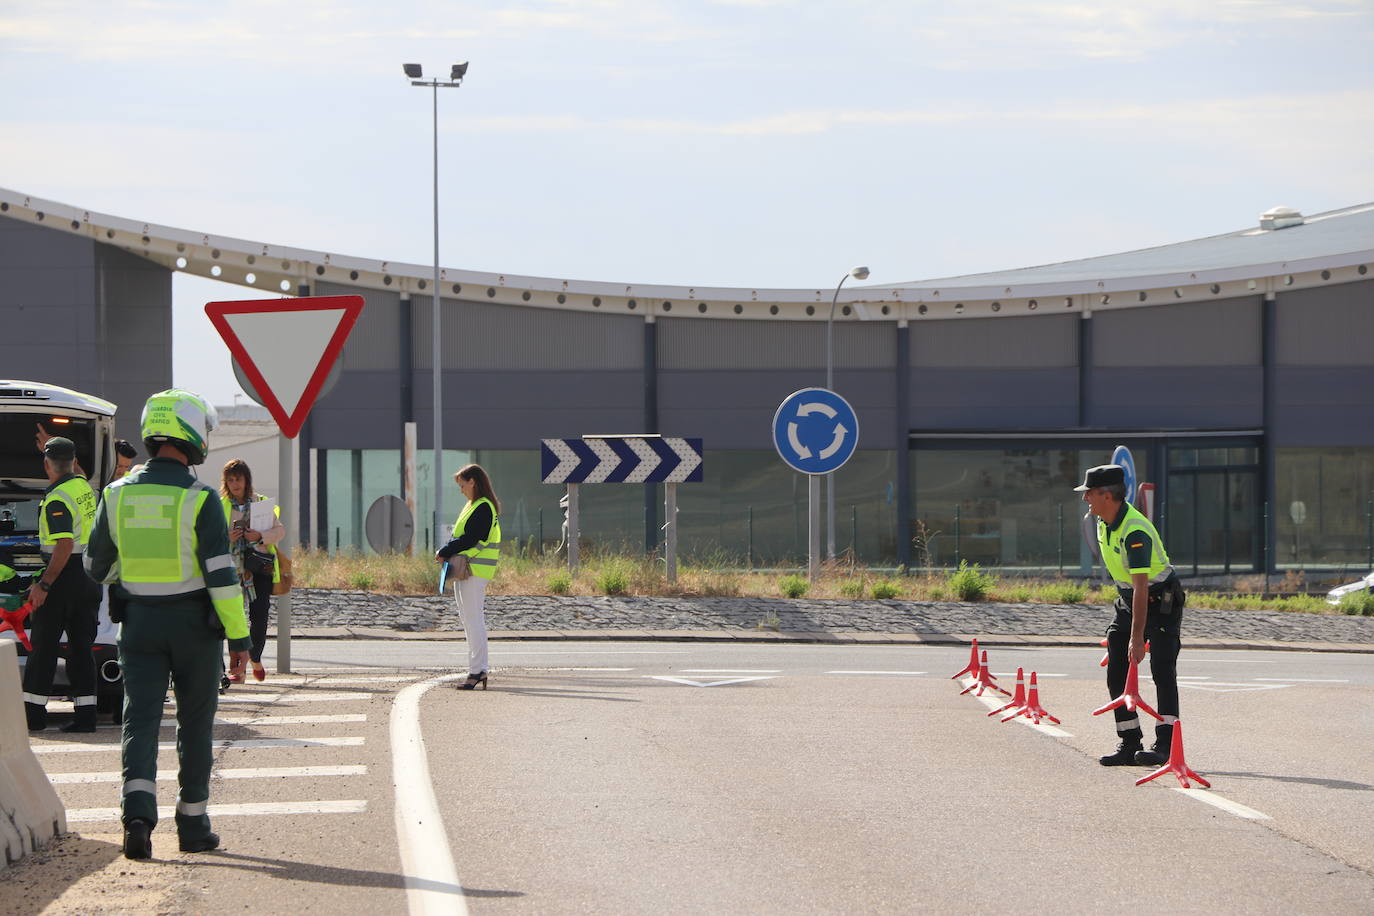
[1129,542,1142,548]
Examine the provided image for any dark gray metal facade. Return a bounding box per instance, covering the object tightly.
[0,217,171,444]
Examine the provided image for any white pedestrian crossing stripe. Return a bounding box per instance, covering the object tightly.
[33,736,365,754]
[66,800,367,823]
[48,765,367,784]
[156,714,367,727]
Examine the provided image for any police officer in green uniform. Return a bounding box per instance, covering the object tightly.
[85,390,252,860]
[1077,464,1187,767]
[22,436,102,733]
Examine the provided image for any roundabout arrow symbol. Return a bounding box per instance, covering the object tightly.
[787,422,811,459]
[818,423,847,459]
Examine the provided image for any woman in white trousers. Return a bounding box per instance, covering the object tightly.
[436,464,501,690]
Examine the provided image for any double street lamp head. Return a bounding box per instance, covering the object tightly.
[401,62,469,84]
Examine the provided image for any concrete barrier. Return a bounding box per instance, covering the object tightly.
[0,640,66,870]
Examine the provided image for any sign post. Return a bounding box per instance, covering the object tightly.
[542,435,703,581]
[206,295,365,675]
[772,387,860,581]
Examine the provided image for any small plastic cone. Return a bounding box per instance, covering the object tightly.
[989,667,1026,717]
[961,650,1012,697]
[951,639,981,679]
[1091,659,1162,721]
[1136,720,1211,789]
[1013,672,1061,725]
[1100,638,1149,667]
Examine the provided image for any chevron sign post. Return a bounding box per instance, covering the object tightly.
[540,436,704,581]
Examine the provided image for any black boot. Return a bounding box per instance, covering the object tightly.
[1099,736,1144,766]
[25,703,47,732]
[179,832,220,853]
[61,706,98,733]
[1135,724,1174,766]
[123,819,153,860]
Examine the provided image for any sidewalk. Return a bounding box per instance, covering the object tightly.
[276,590,1374,653]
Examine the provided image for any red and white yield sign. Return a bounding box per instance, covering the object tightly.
[205,295,365,438]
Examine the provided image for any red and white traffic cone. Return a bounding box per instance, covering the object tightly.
[951,638,981,680]
[1008,671,1061,725]
[960,650,1012,697]
[1100,637,1149,667]
[1092,659,1162,721]
[1136,720,1211,789]
[989,667,1026,717]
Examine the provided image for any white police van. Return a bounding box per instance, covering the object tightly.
[0,381,123,723]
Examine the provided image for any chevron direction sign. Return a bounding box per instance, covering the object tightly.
[541,436,704,484]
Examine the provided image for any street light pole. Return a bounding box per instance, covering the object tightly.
[404,61,467,553]
[825,265,870,560]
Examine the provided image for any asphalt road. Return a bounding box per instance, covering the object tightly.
[16,641,1374,915]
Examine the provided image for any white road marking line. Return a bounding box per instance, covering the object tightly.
[1254,678,1348,683]
[1172,788,1271,820]
[991,671,1066,678]
[646,675,778,688]
[679,669,782,674]
[214,692,373,703]
[961,677,1073,738]
[825,670,927,675]
[160,714,367,727]
[66,800,367,823]
[32,737,365,754]
[48,765,367,784]
[1183,658,1275,663]
[293,667,397,672]
[538,667,635,672]
[489,649,691,656]
[311,676,423,684]
[393,673,469,916]
[1178,682,1290,692]
[1177,676,1213,680]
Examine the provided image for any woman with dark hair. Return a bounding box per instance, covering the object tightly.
[219,458,284,682]
[436,463,502,690]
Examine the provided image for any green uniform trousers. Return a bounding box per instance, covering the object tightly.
[117,594,222,843]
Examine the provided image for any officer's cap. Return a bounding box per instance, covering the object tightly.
[42,437,76,461]
[1073,464,1125,492]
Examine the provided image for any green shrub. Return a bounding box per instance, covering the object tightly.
[839,579,866,599]
[947,561,995,602]
[595,560,632,596]
[347,570,375,590]
[870,579,902,600]
[1044,581,1088,604]
[778,574,809,599]
[1339,590,1374,616]
[1007,585,1033,603]
[546,570,572,595]
[928,585,947,600]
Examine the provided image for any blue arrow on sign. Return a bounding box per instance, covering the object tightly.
[772,388,859,475]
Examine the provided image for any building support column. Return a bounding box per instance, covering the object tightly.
[895,321,912,571]
[1077,306,1092,427]
[644,316,658,554]
[1262,292,1277,574]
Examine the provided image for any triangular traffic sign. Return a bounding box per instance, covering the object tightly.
[205,295,364,438]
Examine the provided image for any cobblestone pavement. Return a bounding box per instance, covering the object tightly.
[272,590,1374,650]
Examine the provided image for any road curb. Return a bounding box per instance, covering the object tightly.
[277,627,1374,653]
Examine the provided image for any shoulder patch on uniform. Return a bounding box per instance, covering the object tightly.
[1129,541,1143,548]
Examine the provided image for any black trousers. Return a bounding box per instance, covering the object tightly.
[1104,580,1184,742]
[23,560,102,727]
[246,571,273,663]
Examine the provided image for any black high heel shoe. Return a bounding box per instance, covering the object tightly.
[457,672,488,691]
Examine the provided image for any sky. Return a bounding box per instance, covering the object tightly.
[3,0,1373,405]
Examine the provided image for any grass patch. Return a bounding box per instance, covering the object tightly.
[594,558,634,596]
[1338,591,1374,616]
[870,579,902,600]
[947,561,995,602]
[778,574,809,599]
[546,570,572,595]
[839,579,866,599]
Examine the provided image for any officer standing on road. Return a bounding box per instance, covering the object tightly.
[85,389,252,860]
[1077,464,1186,767]
[22,436,102,733]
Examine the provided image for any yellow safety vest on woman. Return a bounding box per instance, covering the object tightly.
[452,497,501,580]
[220,495,281,585]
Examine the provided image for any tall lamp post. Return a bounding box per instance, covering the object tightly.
[403,61,468,552]
[826,265,870,560]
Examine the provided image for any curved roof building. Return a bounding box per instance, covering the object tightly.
[3,186,1372,576]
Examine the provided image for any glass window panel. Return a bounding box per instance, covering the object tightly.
[1198,448,1229,466]
[1229,447,1258,465]
[1275,448,1374,572]
[1172,448,1197,468]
